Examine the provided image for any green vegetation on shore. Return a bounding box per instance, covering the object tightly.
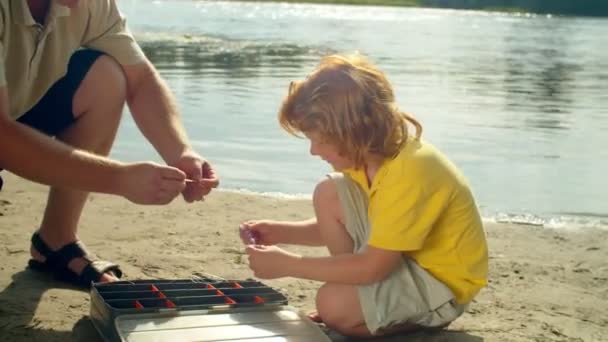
[248,0,608,17]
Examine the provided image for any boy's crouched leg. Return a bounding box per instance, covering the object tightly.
[357,258,466,336]
[315,283,374,337]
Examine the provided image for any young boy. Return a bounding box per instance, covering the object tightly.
[241,54,488,338]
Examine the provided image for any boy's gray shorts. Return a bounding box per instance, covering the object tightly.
[328,173,466,334]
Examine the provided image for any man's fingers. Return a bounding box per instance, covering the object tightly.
[183,183,205,201]
[185,178,218,187]
[161,178,187,193]
[158,179,187,204]
[199,178,220,188]
[202,163,220,187]
[181,179,215,201]
[160,166,187,181]
[155,190,177,205]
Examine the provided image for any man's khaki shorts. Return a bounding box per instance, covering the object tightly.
[327,172,465,334]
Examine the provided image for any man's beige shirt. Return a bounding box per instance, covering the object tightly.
[0,0,147,119]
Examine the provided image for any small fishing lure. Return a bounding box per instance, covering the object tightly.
[239,224,258,245]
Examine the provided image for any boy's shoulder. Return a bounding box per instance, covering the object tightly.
[386,139,466,184]
[391,139,444,169]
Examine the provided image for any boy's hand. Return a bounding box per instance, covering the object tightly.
[245,245,300,279]
[239,220,284,245]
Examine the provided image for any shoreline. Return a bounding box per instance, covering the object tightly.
[232,0,607,17]
[217,188,608,231]
[1,172,607,341]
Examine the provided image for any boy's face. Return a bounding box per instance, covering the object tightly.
[304,131,354,171]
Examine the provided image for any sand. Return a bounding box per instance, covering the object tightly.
[0,171,607,342]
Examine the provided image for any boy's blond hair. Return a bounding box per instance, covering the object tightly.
[278,54,422,168]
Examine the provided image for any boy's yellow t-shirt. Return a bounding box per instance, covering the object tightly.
[344,139,488,304]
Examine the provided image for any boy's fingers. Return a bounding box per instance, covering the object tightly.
[246,245,265,253]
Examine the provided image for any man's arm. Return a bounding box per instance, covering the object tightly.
[121,61,219,202]
[0,87,187,204]
[80,0,188,162]
[0,87,124,193]
[81,0,218,202]
[121,61,190,165]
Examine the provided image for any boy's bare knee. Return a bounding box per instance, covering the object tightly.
[316,284,351,326]
[316,283,368,336]
[312,177,341,213]
[313,177,336,200]
[315,284,338,322]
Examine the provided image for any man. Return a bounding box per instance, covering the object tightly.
[0,0,219,286]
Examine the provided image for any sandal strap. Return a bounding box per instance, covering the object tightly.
[31,232,57,259]
[29,231,123,288]
[81,261,123,285]
[31,232,88,269]
[48,241,88,268]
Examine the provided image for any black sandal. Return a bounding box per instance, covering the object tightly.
[27,232,122,288]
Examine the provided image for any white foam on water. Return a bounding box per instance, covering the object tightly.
[219,188,312,201]
[486,212,608,231]
[218,188,608,231]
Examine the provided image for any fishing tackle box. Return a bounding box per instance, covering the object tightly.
[89,278,330,341]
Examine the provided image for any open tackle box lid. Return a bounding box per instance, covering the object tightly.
[89,278,331,342]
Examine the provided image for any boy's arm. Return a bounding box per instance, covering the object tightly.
[275,217,323,246]
[247,245,403,285]
[290,246,402,284]
[243,218,323,246]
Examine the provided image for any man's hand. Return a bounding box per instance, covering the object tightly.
[171,150,219,202]
[245,245,301,279]
[118,162,187,205]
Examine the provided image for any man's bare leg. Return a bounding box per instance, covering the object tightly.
[30,55,128,283]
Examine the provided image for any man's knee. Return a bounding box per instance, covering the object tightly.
[73,54,127,117]
[90,55,127,98]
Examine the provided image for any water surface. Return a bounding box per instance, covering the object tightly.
[114,1,608,229]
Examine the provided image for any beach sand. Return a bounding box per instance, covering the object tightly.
[0,172,607,342]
